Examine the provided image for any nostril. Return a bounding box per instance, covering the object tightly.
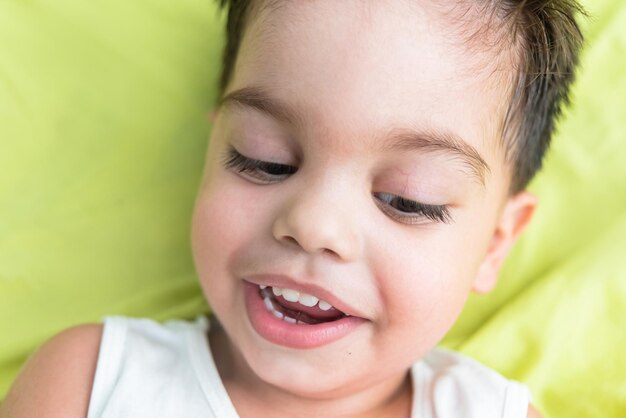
[279,235,338,258]
[283,235,300,247]
[321,248,340,258]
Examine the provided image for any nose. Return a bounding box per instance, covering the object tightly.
[271,180,362,262]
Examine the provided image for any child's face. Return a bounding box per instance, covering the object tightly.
[193,0,534,400]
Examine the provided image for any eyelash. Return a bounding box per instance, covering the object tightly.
[372,193,451,224]
[223,147,297,182]
[222,146,452,224]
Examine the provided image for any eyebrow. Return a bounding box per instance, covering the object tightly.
[219,86,490,185]
[220,86,306,129]
[376,127,490,185]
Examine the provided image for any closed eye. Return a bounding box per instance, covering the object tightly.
[223,147,297,183]
[222,147,451,224]
[373,192,452,224]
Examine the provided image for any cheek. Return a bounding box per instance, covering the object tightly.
[385,253,471,323]
[191,178,257,309]
[371,227,486,350]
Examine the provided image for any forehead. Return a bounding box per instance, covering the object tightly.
[230,0,513,178]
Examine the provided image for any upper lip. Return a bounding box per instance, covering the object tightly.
[244,274,367,319]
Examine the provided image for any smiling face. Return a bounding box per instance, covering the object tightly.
[192,0,534,406]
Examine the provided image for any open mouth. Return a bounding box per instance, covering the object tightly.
[259,285,348,325]
[245,281,365,349]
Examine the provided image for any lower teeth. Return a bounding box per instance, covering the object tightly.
[264,295,307,324]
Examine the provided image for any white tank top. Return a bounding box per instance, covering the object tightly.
[87,316,530,418]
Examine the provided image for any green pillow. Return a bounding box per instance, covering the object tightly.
[0,0,224,396]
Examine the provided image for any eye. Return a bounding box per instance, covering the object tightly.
[223,147,297,184]
[373,192,452,224]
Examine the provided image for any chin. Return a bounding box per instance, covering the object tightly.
[240,338,379,400]
[254,361,354,399]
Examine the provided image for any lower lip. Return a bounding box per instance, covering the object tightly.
[244,282,367,349]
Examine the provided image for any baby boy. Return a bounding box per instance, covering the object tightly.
[1,0,584,417]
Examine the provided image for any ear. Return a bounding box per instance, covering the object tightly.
[472,191,537,294]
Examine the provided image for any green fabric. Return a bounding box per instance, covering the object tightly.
[0,0,624,416]
[0,0,223,396]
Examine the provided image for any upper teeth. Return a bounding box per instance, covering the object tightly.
[264,285,334,311]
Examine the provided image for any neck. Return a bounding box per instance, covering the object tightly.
[209,319,413,418]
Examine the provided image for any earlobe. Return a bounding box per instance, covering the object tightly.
[472,191,537,294]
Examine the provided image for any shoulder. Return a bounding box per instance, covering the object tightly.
[527,404,543,418]
[0,323,103,418]
[419,349,539,417]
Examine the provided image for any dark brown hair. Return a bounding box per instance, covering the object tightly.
[215,0,585,193]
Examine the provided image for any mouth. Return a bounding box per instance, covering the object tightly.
[259,285,348,325]
[244,281,366,349]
